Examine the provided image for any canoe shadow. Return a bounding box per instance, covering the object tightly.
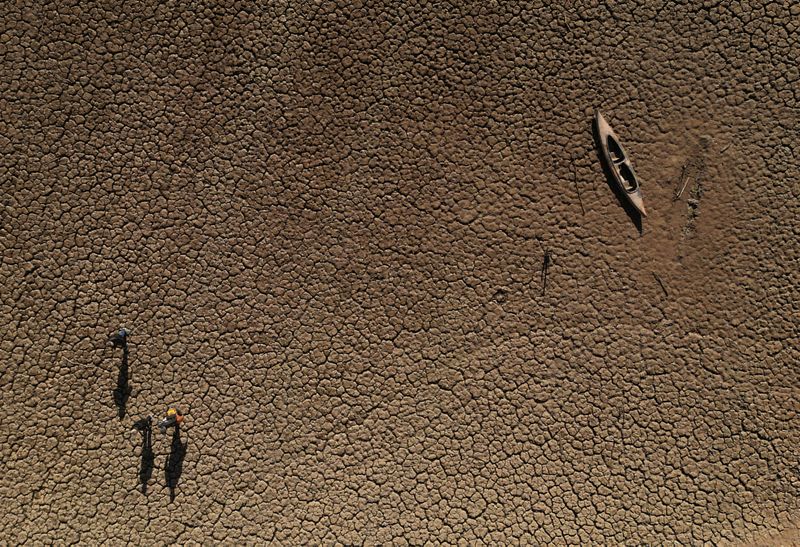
[592,118,643,235]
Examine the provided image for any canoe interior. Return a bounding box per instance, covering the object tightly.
[617,163,639,193]
[607,135,626,163]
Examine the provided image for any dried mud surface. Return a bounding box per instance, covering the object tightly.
[1,1,799,544]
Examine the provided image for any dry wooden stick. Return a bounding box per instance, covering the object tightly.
[63,357,92,368]
[676,175,690,200]
[673,165,690,201]
[652,272,668,297]
[562,12,572,32]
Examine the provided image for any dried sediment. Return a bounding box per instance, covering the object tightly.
[1,1,798,544]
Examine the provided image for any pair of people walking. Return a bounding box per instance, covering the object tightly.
[132,409,186,498]
[134,408,185,434]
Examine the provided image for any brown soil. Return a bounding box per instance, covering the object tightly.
[1,1,798,544]
[734,521,800,547]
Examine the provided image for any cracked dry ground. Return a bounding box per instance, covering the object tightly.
[1,1,798,545]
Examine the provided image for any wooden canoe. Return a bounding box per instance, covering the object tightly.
[595,110,647,217]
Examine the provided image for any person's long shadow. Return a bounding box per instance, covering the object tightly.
[592,118,643,235]
[133,417,154,494]
[165,426,187,502]
[113,345,130,419]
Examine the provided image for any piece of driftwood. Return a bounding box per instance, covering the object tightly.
[652,272,668,297]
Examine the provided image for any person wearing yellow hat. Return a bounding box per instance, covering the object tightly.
[157,407,184,434]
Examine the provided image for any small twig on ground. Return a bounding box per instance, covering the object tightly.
[536,238,552,297]
[652,272,668,297]
[562,12,572,32]
[673,164,690,201]
[720,142,732,153]
[676,175,690,200]
[541,249,551,296]
[63,357,92,368]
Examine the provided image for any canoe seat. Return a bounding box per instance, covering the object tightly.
[617,163,639,192]
[607,135,626,163]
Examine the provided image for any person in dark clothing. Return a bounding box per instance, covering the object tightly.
[133,415,153,432]
[109,328,129,348]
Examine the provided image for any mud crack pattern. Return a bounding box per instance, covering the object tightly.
[1,0,799,544]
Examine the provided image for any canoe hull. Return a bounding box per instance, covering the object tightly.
[595,111,647,217]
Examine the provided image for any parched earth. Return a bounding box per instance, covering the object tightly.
[1,0,798,544]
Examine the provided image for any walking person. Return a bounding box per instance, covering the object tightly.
[158,407,185,434]
[109,328,129,348]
